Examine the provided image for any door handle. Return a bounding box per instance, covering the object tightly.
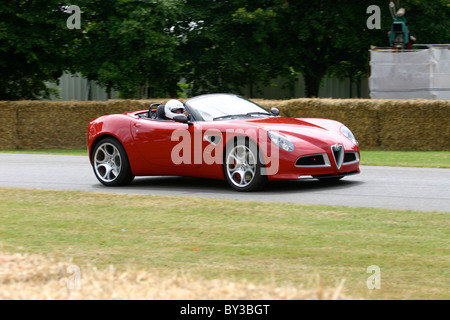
[133,122,142,133]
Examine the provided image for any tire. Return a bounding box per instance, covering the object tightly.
[223,137,267,192]
[92,137,134,186]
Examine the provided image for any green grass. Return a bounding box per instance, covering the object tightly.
[1,149,449,168]
[360,150,450,168]
[0,187,448,300]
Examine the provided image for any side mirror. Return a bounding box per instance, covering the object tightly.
[173,114,190,124]
[270,108,280,116]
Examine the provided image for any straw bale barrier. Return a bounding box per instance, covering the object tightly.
[0,99,166,150]
[259,98,450,151]
[0,98,449,150]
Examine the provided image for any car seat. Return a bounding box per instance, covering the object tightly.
[156,104,167,120]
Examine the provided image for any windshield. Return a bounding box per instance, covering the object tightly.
[186,94,270,121]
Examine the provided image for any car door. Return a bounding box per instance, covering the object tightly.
[130,118,202,168]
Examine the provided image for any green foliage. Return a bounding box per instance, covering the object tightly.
[72,0,183,98]
[1,0,448,99]
[178,0,282,97]
[400,0,450,44]
[272,0,389,97]
[181,0,449,97]
[0,1,76,100]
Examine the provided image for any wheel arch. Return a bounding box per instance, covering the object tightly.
[89,134,125,164]
[222,134,266,165]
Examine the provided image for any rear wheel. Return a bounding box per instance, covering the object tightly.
[224,137,267,192]
[92,138,134,186]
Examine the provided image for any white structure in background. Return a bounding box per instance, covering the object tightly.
[47,73,369,101]
[369,44,450,100]
[46,73,119,101]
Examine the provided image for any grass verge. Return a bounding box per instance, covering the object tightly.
[1,149,449,168]
[0,187,448,300]
[360,150,450,168]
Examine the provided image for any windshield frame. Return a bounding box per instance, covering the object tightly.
[185,94,270,122]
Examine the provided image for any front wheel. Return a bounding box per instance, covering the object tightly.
[92,138,134,186]
[223,138,267,192]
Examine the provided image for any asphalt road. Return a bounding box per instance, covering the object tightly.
[0,153,449,212]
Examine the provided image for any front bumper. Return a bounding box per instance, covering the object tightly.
[266,146,360,181]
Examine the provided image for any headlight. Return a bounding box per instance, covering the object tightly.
[340,125,358,146]
[268,131,295,152]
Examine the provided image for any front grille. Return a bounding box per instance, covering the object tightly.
[296,150,358,168]
[296,153,330,167]
[343,152,359,164]
[344,152,356,163]
[331,144,344,169]
[296,155,326,166]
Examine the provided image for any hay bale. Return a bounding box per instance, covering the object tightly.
[378,99,450,150]
[0,98,449,151]
[9,100,169,149]
[0,102,18,149]
[275,98,382,150]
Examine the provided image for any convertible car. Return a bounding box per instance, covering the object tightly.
[88,94,360,191]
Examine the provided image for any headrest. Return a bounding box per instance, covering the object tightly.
[156,104,167,120]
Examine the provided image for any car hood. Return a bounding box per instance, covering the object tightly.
[237,116,347,149]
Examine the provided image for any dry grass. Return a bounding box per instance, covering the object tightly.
[0,251,351,300]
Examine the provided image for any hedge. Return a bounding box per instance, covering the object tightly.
[0,98,449,151]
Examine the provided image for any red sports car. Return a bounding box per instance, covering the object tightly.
[88,94,360,191]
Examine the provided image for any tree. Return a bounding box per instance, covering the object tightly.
[180,0,391,98]
[271,0,390,97]
[71,0,183,99]
[182,0,449,98]
[328,0,450,98]
[2,0,448,100]
[179,0,282,98]
[398,0,450,45]
[0,1,76,100]
[326,0,391,97]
